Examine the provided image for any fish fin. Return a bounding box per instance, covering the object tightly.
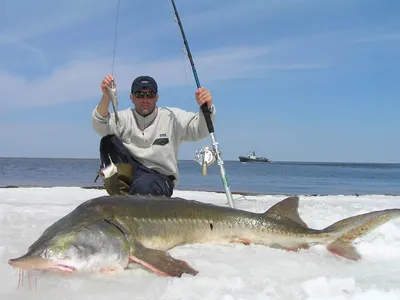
[323,208,400,260]
[263,196,308,227]
[326,240,360,260]
[130,242,198,277]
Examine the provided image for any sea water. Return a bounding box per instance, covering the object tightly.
[0,157,399,195]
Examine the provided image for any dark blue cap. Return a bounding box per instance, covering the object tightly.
[131,76,158,93]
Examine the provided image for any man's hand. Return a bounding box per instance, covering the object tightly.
[101,74,115,95]
[195,87,212,109]
[97,75,115,117]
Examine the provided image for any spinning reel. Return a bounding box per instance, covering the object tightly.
[193,146,217,176]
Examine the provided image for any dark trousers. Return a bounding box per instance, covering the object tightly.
[99,135,174,197]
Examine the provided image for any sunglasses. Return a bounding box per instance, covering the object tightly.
[133,91,157,98]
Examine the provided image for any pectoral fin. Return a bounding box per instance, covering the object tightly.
[129,242,198,277]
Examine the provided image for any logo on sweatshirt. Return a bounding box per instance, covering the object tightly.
[160,133,167,137]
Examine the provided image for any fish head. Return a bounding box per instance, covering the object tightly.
[8,219,130,274]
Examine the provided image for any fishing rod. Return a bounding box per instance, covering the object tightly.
[170,0,235,209]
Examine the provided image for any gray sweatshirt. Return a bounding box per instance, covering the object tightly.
[91,104,216,185]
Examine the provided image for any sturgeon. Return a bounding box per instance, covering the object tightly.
[8,194,400,278]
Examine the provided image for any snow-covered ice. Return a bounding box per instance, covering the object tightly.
[0,187,399,300]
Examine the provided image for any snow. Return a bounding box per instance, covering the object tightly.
[0,187,399,300]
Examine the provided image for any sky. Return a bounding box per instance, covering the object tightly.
[0,0,399,163]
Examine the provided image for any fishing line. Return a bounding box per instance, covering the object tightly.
[181,49,189,86]
[111,0,121,76]
[170,0,201,89]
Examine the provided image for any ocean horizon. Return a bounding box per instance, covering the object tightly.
[1,157,399,196]
[1,156,399,165]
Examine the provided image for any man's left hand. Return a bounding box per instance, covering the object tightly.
[195,87,212,109]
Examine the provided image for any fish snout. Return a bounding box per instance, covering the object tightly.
[8,255,78,274]
[8,254,51,270]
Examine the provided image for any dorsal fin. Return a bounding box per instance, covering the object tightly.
[263,196,308,227]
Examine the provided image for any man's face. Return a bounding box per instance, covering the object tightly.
[130,88,158,116]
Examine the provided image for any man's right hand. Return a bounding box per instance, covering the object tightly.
[96,75,115,118]
[101,74,115,95]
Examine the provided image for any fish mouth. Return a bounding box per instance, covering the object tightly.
[44,264,77,273]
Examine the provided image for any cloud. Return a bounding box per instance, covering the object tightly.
[0,43,329,110]
[2,1,360,112]
[257,63,330,70]
[180,0,302,26]
[0,122,100,159]
[0,0,115,66]
[354,33,400,44]
[1,0,113,44]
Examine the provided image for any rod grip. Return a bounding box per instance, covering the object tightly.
[201,104,214,133]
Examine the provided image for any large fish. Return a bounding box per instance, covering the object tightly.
[8,195,400,279]
[106,80,120,126]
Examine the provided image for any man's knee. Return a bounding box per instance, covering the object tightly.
[130,173,173,197]
[99,134,132,166]
[100,134,114,144]
[99,134,121,151]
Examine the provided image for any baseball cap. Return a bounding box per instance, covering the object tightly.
[131,76,158,93]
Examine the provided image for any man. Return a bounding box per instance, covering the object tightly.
[91,74,215,197]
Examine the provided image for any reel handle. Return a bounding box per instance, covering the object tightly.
[202,161,207,176]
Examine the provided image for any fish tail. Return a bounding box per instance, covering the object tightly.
[322,208,400,260]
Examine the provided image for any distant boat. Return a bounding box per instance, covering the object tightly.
[239,151,271,163]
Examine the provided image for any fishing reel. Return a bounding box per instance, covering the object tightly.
[194,146,216,176]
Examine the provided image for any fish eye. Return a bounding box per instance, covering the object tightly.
[41,248,57,260]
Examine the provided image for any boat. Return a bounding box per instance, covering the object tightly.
[239,151,271,163]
